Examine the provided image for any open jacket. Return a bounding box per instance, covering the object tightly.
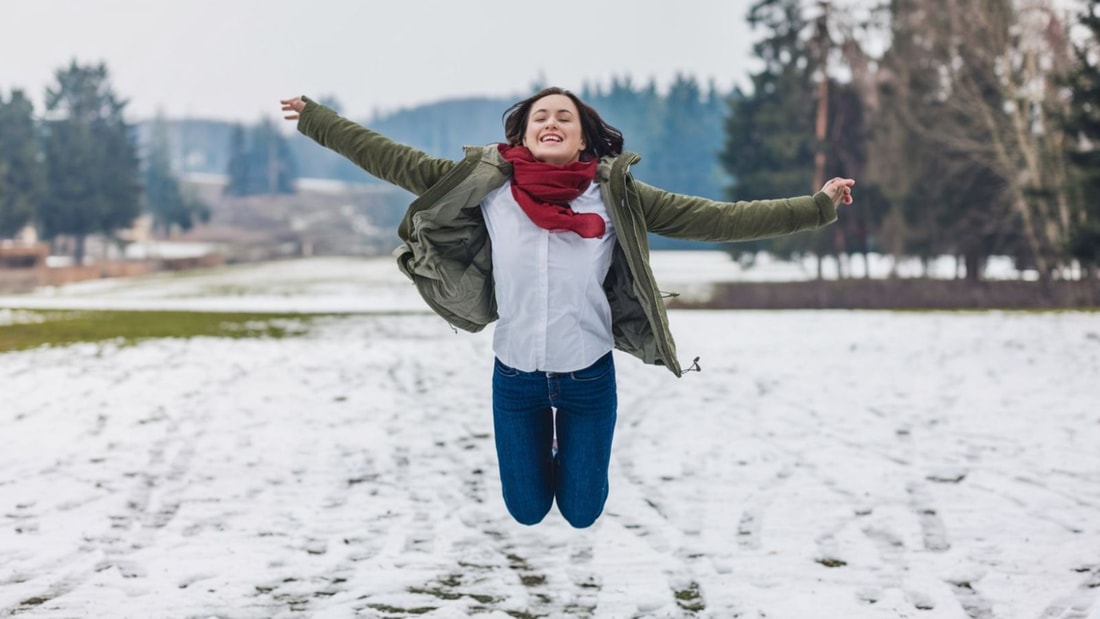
[296,97,838,376]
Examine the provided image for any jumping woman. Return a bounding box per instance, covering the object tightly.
[281,88,854,528]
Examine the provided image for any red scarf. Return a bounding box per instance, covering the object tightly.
[497,144,605,239]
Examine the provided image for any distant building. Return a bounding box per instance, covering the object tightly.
[0,239,48,269]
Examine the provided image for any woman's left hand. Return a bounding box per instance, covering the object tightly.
[821,177,855,206]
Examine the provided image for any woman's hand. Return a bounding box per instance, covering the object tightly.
[281,97,306,121]
[821,177,855,206]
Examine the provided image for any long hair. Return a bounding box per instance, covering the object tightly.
[502,87,624,160]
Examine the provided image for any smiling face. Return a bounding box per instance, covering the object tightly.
[523,94,587,165]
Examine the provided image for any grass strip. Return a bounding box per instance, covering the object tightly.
[0,309,327,353]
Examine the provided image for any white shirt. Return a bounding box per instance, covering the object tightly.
[481,180,617,373]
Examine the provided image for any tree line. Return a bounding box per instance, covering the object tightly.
[0,61,209,263]
[725,0,1100,281]
[280,78,731,204]
[3,0,1098,280]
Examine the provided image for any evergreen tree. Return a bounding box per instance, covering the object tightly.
[250,118,296,195]
[0,89,44,238]
[223,119,297,196]
[721,0,816,202]
[649,74,724,199]
[590,75,661,159]
[224,124,249,196]
[144,117,209,236]
[41,60,141,262]
[1065,0,1100,272]
[720,0,821,266]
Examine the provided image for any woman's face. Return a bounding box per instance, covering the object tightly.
[523,94,586,165]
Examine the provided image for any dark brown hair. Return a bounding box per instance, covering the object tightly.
[502,87,624,160]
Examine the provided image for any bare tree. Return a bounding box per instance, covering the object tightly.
[882,0,1075,279]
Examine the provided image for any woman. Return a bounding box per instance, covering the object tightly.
[281,88,854,529]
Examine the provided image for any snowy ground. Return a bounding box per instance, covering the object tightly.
[1,256,1099,618]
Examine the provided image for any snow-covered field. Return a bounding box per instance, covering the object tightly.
[1,256,1099,618]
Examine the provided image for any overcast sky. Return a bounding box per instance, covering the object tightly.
[3,0,759,122]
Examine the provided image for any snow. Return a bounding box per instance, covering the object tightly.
[2,255,1099,618]
[124,242,223,261]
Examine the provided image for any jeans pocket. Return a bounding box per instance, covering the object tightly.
[570,353,612,382]
[494,358,520,377]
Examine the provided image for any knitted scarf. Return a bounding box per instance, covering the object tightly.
[497,144,605,239]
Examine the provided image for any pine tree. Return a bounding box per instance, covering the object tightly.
[1065,0,1100,272]
[721,0,816,202]
[41,60,141,262]
[0,89,44,238]
[250,118,296,195]
[224,124,249,196]
[223,119,297,196]
[144,117,209,236]
[650,74,723,199]
[720,0,822,267]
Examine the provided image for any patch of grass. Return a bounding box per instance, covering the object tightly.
[407,586,462,601]
[815,558,848,568]
[406,573,503,607]
[0,309,329,353]
[520,574,546,587]
[367,604,437,616]
[675,582,705,612]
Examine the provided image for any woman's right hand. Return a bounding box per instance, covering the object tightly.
[281,97,306,121]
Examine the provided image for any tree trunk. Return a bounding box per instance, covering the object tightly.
[73,234,86,266]
[964,251,983,283]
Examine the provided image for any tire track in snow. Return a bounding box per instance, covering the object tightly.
[3,344,213,614]
[601,372,718,616]
[1040,565,1100,619]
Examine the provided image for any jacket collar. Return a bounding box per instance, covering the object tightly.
[598,151,641,184]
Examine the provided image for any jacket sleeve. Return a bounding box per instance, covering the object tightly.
[295,96,456,196]
[634,179,838,242]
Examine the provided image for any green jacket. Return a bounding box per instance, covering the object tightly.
[297,97,838,376]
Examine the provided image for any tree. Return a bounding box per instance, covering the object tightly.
[721,0,840,274]
[41,60,141,263]
[224,123,249,196]
[0,89,44,238]
[722,0,816,203]
[589,75,662,161]
[877,0,1074,279]
[144,117,209,236]
[1064,0,1100,274]
[649,74,725,199]
[223,119,297,196]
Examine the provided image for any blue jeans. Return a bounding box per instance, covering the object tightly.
[492,352,617,528]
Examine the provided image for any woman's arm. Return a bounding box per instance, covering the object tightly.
[281,96,456,196]
[635,178,852,242]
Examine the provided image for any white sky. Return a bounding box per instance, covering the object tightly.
[2,0,758,122]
